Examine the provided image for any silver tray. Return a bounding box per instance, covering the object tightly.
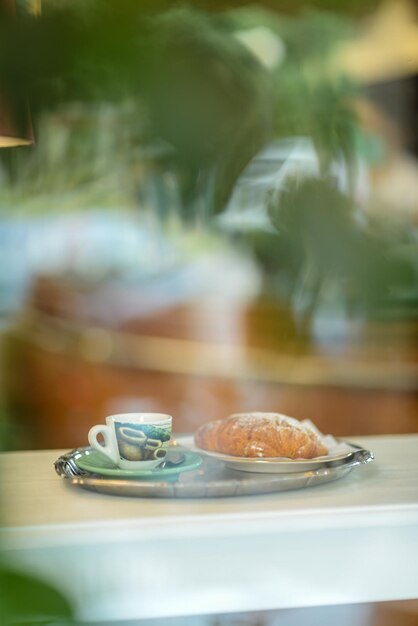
[54,442,373,498]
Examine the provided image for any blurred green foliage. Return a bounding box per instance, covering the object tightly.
[0,567,74,626]
[0,2,359,214]
[145,7,273,216]
[246,177,418,331]
[0,0,416,302]
[2,5,266,216]
[0,0,416,322]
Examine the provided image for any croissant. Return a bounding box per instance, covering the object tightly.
[194,412,328,459]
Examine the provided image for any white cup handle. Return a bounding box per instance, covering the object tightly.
[88,424,119,465]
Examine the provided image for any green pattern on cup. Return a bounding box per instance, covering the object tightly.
[115,423,171,461]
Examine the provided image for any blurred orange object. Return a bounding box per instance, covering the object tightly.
[4,274,418,449]
[372,601,418,626]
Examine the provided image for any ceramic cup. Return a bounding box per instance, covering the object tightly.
[88,413,172,469]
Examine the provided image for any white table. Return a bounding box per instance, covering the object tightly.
[1,434,418,622]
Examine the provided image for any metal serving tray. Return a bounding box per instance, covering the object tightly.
[54,442,374,498]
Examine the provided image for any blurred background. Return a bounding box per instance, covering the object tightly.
[1,0,417,451]
[0,0,417,623]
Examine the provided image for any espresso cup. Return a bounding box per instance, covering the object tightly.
[88,413,172,469]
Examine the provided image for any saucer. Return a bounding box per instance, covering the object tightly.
[75,448,202,478]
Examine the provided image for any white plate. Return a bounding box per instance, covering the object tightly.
[176,435,359,474]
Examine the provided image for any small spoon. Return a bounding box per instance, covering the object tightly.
[158,450,185,469]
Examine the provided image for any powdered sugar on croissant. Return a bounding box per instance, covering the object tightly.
[194,412,328,459]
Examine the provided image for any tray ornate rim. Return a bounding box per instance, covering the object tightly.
[54,441,374,499]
